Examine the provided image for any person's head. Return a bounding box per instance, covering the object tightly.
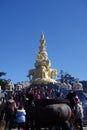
[18,105,24,110]
[74,96,80,103]
[72,92,76,97]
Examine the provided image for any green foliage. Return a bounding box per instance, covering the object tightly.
[59,70,76,85]
[0,71,7,90]
[0,79,8,90]
[0,72,6,77]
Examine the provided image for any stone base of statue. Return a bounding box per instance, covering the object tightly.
[30,78,57,85]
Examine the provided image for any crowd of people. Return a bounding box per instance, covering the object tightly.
[0,85,84,130]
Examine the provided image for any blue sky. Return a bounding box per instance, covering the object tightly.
[0,0,87,83]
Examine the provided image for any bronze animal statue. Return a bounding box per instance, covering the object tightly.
[27,99,72,130]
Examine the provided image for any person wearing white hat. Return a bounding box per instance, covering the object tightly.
[74,96,84,130]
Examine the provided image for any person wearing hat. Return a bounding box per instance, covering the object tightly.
[74,96,84,130]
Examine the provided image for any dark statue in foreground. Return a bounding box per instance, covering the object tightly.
[25,99,72,130]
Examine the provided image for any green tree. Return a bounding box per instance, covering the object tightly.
[0,72,6,77]
[0,72,8,90]
[59,70,76,85]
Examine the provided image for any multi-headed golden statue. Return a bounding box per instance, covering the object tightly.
[27,33,58,84]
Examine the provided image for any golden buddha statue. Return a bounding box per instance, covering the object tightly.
[27,33,58,84]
